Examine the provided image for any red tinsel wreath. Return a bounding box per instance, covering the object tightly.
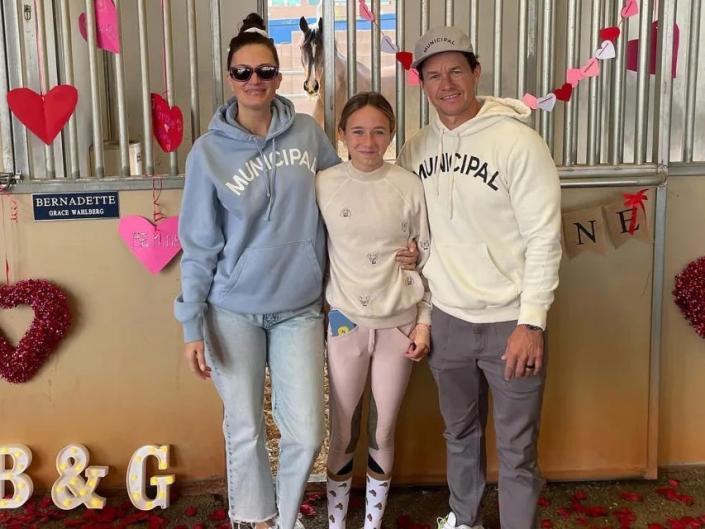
[0,279,72,383]
[673,256,705,339]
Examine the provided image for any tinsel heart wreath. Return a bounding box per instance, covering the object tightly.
[0,279,72,383]
[673,256,705,340]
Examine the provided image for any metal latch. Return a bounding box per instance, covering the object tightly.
[0,172,20,191]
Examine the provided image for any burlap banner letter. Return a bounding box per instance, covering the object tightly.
[562,206,610,258]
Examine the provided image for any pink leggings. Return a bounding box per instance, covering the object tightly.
[326,318,414,479]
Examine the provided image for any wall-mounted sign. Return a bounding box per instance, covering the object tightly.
[32,192,119,221]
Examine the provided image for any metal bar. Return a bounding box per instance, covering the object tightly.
[469,0,478,53]
[634,0,654,164]
[517,0,527,97]
[257,0,267,28]
[210,0,223,111]
[586,0,601,165]
[4,2,29,179]
[559,175,664,188]
[85,0,104,177]
[58,0,79,178]
[547,0,556,151]
[598,0,612,163]
[162,0,178,176]
[493,0,502,96]
[539,0,553,142]
[562,0,578,165]
[113,0,129,176]
[559,163,658,179]
[371,0,381,92]
[669,162,705,176]
[187,0,200,142]
[683,0,701,162]
[35,0,55,178]
[0,1,15,174]
[420,0,429,126]
[610,1,627,165]
[446,0,454,26]
[347,0,357,98]
[138,0,154,175]
[525,0,539,128]
[322,0,336,145]
[396,0,405,155]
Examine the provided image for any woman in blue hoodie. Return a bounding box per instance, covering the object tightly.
[175,13,340,529]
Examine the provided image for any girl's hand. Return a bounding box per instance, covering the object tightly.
[405,323,430,362]
[395,239,420,270]
[184,340,211,379]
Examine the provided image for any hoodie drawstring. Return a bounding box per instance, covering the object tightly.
[254,137,277,221]
[437,129,460,220]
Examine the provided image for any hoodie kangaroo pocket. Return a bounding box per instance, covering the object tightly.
[221,240,323,304]
[426,242,518,310]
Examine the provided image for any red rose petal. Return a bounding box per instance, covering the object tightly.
[538,496,551,508]
[540,520,554,529]
[397,514,412,529]
[620,492,644,502]
[209,508,228,521]
[184,506,198,517]
[299,503,317,517]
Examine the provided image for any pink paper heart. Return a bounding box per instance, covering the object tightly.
[566,68,585,86]
[537,93,556,112]
[359,1,375,23]
[581,57,600,77]
[522,93,538,110]
[78,0,120,54]
[621,0,639,18]
[407,68,421,86]
[595,40,616,60]
[118,216,181,274]
[381,35,398,54]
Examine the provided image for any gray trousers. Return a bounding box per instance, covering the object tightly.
[429,308,546,529]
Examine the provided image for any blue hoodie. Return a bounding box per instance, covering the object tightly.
[175,95,340,342]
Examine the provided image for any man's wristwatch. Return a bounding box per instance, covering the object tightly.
[522,324,543,332]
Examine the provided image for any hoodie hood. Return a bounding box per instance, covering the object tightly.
[428,96,531,219]
[207,94,297,220]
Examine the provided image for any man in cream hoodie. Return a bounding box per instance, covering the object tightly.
[397,26,561,529]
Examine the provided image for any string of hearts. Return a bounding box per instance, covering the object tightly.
[357,0,421,86]
[522,0,639,112]
[0,190,19,284]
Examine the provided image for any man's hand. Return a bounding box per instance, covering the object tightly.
[184,340,211,379]
[405,323,430,362]
[395,239,419,271]
[501,325,543,380]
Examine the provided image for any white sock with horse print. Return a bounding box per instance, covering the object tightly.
[364,474,391,529]
[327,474,352,529]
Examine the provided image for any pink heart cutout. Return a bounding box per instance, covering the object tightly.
[151,93,184,153]
[621,0,639,18]
[381,35,398,54]
[78,0,120,54]
[595,40,616,60]
[118,216,182,275]
[566,68,585,87]
[581,58,600,77]
[522,93,538,110]
[407,68,421,86]
[359,1,375,23]
[7,85,78,145]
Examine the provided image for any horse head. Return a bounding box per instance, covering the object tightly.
[299,16,323,95]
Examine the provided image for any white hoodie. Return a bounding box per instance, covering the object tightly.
[397,96,561,329]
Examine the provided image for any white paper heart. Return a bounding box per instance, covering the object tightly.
[381,35,399,54]
[595,40,616,60]
[537,93,557,112]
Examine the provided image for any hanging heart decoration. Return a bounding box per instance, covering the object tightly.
[6,86,78,145]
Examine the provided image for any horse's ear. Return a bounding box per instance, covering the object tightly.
[299,16,309,33]
[317,17,323,32]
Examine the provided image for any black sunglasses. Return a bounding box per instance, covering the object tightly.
[228,64,279,82]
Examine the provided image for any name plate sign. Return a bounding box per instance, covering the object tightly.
[32,192,119,221]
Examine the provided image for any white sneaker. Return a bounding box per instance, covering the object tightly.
[437,512,484,529]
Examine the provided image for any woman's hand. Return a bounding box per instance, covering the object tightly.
[405,323,430,362]
[395,239,420,271]
[184,340,211,379]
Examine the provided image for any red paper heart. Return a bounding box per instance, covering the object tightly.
[0,279,72,384]
[151,93,183,153]
[396,51,413,70]
[6,85,78,144]
[599,26,621,42]
[553,82,573,101]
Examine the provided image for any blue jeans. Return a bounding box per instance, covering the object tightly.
[204,301,325,529]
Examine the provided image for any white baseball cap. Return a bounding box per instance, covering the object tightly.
[412,26,475,70]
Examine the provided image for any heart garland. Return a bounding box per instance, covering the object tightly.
[151,93,183,153]
[523,0,639,112]
[0,279,72,384]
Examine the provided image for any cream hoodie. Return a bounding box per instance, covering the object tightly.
[397,96,561,329]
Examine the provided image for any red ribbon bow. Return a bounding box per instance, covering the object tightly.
[622,188,648,234]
